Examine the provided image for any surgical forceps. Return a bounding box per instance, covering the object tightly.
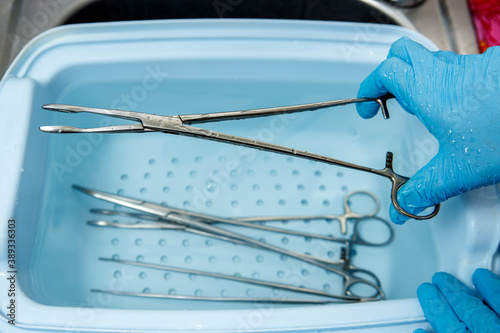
[87,189,394,247]
[40,95,440,219]
[93,257,358,304]
[89,209,391,273]
[236,191,380,235]
[74,185,385,300]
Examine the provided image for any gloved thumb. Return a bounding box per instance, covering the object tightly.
[387,36,436,66]
[356,57,415,119]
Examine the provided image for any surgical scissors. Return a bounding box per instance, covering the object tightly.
[86,189,393,247]
[75,185,385,300]
[40,95,440,219]
[90,214,388,299]
[236,191,380,235]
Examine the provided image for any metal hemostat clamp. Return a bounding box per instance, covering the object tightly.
[77,185,387,301]
[92,258,365,304]
[87,191,394,244]
[40,94,440,219]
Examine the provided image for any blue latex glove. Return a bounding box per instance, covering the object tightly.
[414,269,500,332]
[356,37,500,224]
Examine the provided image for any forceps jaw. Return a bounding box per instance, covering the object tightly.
[41,104,151,122]
[39,104,184,134]
[39,123,148,133]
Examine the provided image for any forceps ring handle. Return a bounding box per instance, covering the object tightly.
[343,269,384,300]
[383,152,440,220]
[343,191,380,218]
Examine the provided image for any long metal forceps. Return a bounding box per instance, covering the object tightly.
[90,191,393,247]
[40,95,440,219]
[237,191,381,235]
[73,185,384,300]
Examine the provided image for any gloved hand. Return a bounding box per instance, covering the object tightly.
[414,269,500,332]
[356,37,500,224]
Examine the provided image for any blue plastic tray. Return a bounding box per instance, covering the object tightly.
[1,19,499,332]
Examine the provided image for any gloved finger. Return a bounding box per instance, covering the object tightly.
[413,329,430,333]
[356,57,414,119]
[388,156,443,224]
[433,272,500,332]
[389,199,424,225]
[388,37,435,66]
[417,282,470,333]
[473,268,500,316]
[435,50,458,61]
[390,151,490,224]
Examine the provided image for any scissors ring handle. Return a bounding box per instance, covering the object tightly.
[343,269,385,300]
[343,191,380,218]
[351,216,394,247]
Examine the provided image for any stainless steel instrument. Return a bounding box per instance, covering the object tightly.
[76,185,390,302]
[40,94,440,219]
